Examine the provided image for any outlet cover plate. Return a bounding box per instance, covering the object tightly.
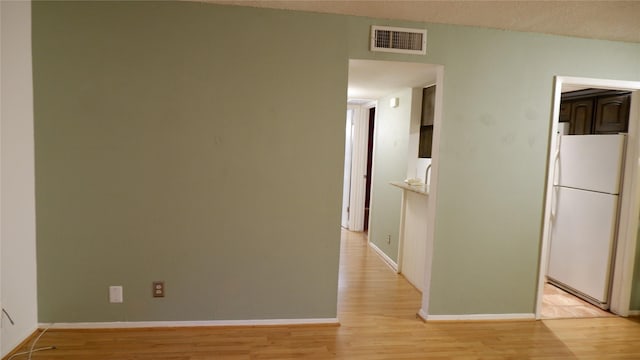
[153,281,165,297]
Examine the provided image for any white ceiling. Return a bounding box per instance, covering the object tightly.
[206,0,640,44]
[348,60,438,101]
[561,84,592,93]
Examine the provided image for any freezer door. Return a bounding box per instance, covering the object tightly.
[555,134,625,194]
[547,186,619,304]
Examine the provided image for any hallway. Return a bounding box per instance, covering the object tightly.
[7,230,640,359]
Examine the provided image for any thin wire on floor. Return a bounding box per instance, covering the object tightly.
[7,325,56,360]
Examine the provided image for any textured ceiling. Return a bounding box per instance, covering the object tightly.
[205,0,640,43]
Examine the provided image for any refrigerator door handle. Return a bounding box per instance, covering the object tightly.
[551,135,561,218]
[553,134,561,185]
[551,186,558,218]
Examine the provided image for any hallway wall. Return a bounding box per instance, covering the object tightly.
[1,1,38,355]
[369,89,414,262]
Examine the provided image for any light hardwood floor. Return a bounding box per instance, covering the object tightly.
[6,230,640,359]
[541,283,615,319]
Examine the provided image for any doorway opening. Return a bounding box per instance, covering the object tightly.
[537,76,640,319]
[341,59,445,321]
[341,101,376,232]
[364,107,375,232]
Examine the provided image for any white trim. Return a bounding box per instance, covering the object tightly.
[611,90,640,316]
[417,309,428,321]
[424,313,535,321]
[556,77,640,92]
[536,76,640,319]
[39,318,339,329]
[628,310,640,316]
[363,101,377,109]
[368,240,399,272]
[347,104,369,231]
[420,65,445,317]
[341,107,355,229]
[535,77,563,320]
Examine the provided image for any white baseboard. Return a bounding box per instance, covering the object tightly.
[628,310,640,316]
[417,309,428,321]
[39,318,339,329]
[424,313,535,321]
[368,241,398,272]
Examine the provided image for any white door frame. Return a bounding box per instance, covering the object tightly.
[345,102,376,232]
[419,65,445,318]
[536,76,640,319]
[341,108,355,228]
[358,101,377,233]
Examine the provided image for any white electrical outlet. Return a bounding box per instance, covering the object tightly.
[109,286,123,303]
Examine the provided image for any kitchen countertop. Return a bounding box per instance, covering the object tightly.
[389,181,429,196]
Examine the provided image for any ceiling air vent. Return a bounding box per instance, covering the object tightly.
[370,26,427,55]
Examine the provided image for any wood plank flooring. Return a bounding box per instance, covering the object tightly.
[541,283,615,319]
[7,230,640,359]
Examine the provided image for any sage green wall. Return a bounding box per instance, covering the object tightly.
[347,18,640,314]
[429,37,639,315]
[368,89,414,261]
[33,1,347,322]
[33,1,640,322]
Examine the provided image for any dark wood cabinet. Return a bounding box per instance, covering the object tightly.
[594,94,631,134]
[419,85,436,158]
[421,86,435,126]
[419,126,433,158]
[559,102,572,123]
[568,99,594,135]
[560,89,630,135]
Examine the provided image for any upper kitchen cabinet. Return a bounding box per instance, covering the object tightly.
[559,101,572,123]
[421,86,435,126]
[419,85,436,158]
[560,89,631,135]
[568,99,594,135]
[594,94,631,134]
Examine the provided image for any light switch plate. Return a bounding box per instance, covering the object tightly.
[109,286,123,303]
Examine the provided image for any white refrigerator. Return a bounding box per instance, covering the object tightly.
[547,134,626,308]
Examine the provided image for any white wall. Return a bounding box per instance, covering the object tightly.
[1,1,39,355]
[399,86,431,290]
[368,89,414,261]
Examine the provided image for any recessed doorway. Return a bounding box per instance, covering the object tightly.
[342,59,445,320]
[537,76,640,319]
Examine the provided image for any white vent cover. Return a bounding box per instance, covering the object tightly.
[370,26,427,55]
